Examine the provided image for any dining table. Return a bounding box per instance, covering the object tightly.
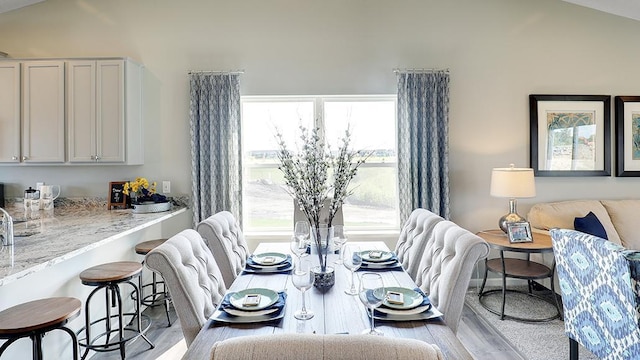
[182,241,472,359]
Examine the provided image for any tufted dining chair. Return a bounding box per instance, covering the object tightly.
[394,208,446,282]
[415,218,490,334]
[551,228,640,359]
[209,333,444,360]
[197,211,250,288]
[145,229,227,346]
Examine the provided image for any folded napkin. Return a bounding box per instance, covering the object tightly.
[373,288,431,317]
[244,255,293,274]
[220,291,287,317]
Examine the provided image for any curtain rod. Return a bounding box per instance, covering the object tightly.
[393,68,449,74]
[188,69,245,75]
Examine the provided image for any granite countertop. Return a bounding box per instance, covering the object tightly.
[0,202,187,287]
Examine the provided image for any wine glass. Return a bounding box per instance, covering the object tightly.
[333,225,348,265]
[294,221,310,256]
[359,272,385,335]
[290,236,308,275]
[292,260,314,320]
[342,245,362,295]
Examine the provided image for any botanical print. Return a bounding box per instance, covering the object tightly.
[633,112,640,160]
[545,111,596,170]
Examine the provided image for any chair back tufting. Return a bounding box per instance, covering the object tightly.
[209,333,444,360]
[197,211,249,288]
[145,229,226,346]
[395,208,446,282]
[415,217,489,334]
[551,228,640,359]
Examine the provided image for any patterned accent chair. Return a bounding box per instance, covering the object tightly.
[415,219,490,334]
[145,229,227,346]
[197,211,250,288]
[394,209,445,282]
[551,228,640,360]
[209,333,444,360]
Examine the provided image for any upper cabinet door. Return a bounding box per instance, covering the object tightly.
[22,61,65,163]
[96,60,125,163]
[67,60,97,162]
[0,62,21,163]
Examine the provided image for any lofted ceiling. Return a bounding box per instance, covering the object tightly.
[0,0,639,21]
[563,0,640,21]
[0,0,44,14]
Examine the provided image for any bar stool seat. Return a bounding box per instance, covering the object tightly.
[0,297,81,360]
[135,239,172,326]
[78,261,153,360]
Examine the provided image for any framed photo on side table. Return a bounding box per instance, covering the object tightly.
[507,221,533,243]
[615,96,640,177]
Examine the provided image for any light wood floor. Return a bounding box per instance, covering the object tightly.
[89,301,520,360]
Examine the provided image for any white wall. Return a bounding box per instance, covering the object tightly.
[1,0,639,233]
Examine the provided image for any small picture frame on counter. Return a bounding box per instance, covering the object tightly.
[507,221,533,243]
[108,181,127,210]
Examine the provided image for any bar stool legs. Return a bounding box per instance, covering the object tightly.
[78,261,154,360]
[135,239,172,327]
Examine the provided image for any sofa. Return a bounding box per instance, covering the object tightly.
[527,199,640,250]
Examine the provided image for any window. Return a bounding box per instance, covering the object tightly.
[241,95,399,233]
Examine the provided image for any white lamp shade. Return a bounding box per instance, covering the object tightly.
[490,167,536,198]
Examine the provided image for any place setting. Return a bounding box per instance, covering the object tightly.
[243,251,293,274]
[371,286,442,322]
[210,287,287,323]
[357,249,403,271]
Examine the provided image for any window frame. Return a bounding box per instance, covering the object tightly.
[240,94,400,235]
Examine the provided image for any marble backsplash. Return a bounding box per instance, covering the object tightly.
[2,195,191,210]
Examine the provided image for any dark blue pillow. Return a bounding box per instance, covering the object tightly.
[574,211,608,240]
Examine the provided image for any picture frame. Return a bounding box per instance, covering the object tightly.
[615,96,640,177]
[507,221,533,243]
[108,181,127,210]
[529,94,611,177]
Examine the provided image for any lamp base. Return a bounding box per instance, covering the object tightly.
[499,212,526,233]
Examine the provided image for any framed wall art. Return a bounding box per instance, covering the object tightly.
[529,94,611,177]
[615,96,640,177]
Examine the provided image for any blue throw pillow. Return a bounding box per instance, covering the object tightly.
[574,211,608,240]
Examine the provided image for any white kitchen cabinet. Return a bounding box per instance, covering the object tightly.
[22,61,66,163]
[0,62,20,163]
[67,59,143,164]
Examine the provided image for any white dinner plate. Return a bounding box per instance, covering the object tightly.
[382,287,424,310]
[360,250,393,263]
[252,252,288,266]
[223,307,279,317]
[229,288,279,311]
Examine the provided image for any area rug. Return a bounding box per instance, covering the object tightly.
[464,288,598,360]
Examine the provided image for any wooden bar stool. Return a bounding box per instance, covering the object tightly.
[0,297,81,360]
[78,261,154,360]
[135,238,172,326]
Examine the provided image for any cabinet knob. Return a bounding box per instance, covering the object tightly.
[22,156,27,161]
[95,155,100,161]
[12,156,18,160]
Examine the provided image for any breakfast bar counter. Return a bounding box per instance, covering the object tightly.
[0,204,187,287]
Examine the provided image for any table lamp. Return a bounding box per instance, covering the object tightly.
[490,164,536,233]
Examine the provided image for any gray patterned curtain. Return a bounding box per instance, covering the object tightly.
[189,73,241,226]
[397,71,450,223]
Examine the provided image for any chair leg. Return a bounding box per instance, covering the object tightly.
[569,338,579,360]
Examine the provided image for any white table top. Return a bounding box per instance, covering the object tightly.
[182,241,472,359]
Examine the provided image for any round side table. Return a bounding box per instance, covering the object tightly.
[476,229,562,322]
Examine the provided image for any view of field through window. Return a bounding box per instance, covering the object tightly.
[241,96,399,232]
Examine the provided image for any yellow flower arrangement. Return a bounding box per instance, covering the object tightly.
[123,177,157,203]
